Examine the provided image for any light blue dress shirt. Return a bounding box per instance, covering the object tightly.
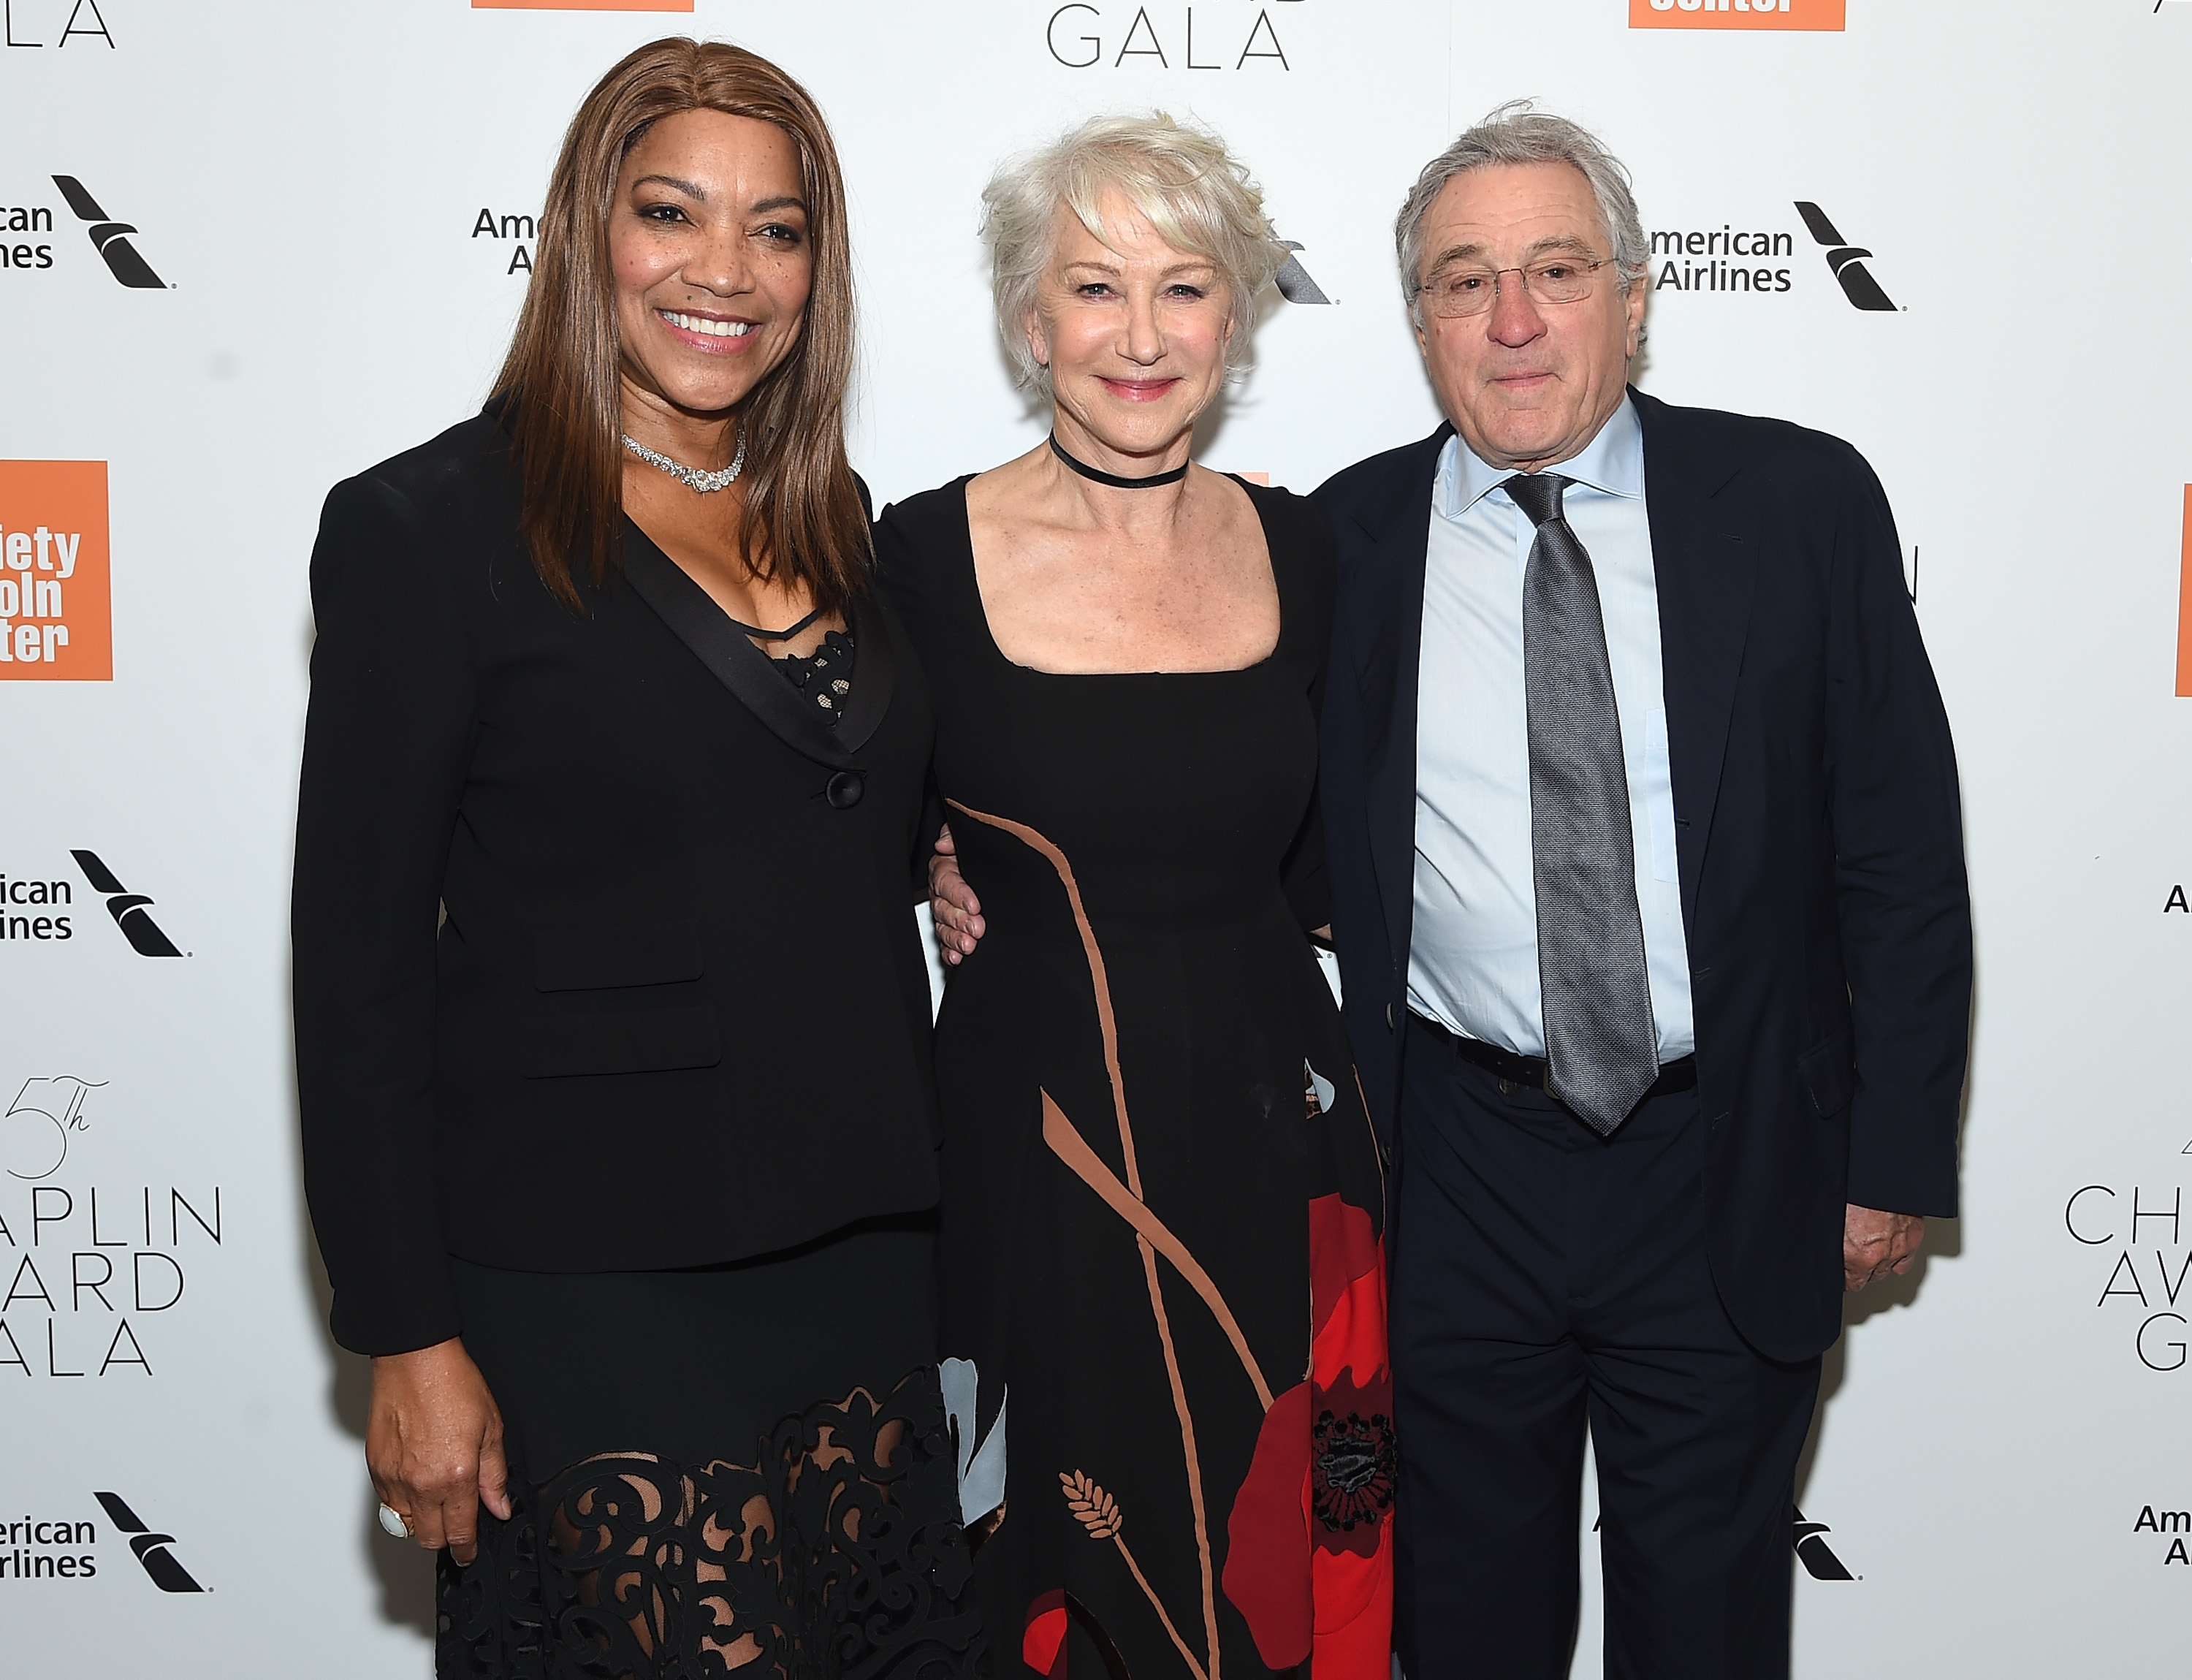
[1407,397,1696,1061]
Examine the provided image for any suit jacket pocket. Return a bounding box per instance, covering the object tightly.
[1795,1030,1856,1119]
[532,921,705,992]
[521,1006,723,1078]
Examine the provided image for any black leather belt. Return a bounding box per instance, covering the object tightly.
[1409,1011,1696,1106]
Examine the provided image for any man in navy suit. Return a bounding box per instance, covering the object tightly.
[1312,107,1970,1676]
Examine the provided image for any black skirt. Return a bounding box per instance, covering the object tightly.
[435,1215,988,1680]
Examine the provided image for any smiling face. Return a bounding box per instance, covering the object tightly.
[610,109,813,429]
[1412,160,1645,473]
[1026,195,1235,472]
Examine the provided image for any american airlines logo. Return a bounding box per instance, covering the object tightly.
[1792,1508,1854,1579]
[50,177,164,289]
[1645,203,1899,311]
[1274,241,1331,305]
[1794,202,1896,312]
[0,1492,208,1589]
[72,850,181,956]
[94,1491,205,1592]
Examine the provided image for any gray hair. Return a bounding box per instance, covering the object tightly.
[981,111,1287,395]
[1394,101,1648,319]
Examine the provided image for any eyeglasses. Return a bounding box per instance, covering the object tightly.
[1419,256,1613,318]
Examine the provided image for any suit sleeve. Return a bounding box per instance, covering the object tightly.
[292,474,477,1356]
[1822,448,1971,1217]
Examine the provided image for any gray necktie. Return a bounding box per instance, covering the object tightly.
[1504,471,1659,1135]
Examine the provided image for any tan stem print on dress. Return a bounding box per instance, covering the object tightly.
[948,799,1228,1680]
[1061,1471,1209,1680]
[1042,1093,1273,1409]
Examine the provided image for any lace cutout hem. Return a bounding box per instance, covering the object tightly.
[436,1367,989,1680]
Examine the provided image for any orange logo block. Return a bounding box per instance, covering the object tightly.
[1632,0,1846,29]
[0,461,111,682]
[2177,486,2192,698]
[472,1,692,10]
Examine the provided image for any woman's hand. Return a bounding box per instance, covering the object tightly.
[367,1337,512,1565]
[928,824,986,966]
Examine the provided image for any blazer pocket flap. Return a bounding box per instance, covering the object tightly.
[521,1006,722,1079]
[1795,1031,1856,1119]
[532,921,704,992]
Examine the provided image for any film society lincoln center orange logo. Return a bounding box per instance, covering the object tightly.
[471,1,693,11]
[0,461,111,681]
[1632,0,1846,28]
[2177,486,2192,699]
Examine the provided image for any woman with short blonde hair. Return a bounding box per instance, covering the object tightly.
[881,111,1396,1679]
[979,110,1283,395]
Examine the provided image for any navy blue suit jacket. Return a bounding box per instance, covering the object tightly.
[1312,387,1970,1361]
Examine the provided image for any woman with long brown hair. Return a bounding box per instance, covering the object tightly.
[292,39,983,1679]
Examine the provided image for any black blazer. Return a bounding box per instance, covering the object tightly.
[293,411,941,1358]
[1312,388,1971,1362]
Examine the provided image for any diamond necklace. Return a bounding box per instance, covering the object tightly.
[621,427,747,494]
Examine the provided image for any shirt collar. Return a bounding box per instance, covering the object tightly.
[1436,394,1643,521]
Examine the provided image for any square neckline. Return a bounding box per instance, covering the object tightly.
[952,472,1287,680]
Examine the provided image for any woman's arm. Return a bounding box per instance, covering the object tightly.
[293,471,476,1356]
[293,472,511,1558]
[872,498,986,956]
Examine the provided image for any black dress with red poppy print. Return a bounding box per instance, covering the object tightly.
[877,477,1394,1680]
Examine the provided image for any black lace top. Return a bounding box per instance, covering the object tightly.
[730,606,855,726]
[775,628,855,724]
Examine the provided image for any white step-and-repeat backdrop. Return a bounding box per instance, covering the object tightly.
[3,1,2188,1673]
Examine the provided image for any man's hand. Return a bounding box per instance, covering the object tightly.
[367,1337,511,1565]
[929,824,985,966]
[1843,1204,1925,1293]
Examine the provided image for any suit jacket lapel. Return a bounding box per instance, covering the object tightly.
[1347,424,1451,969]
[1633,389,1757,925]
[832,590,894,753]
[618,522,892,771]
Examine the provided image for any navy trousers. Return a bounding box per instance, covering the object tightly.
[1390,1014,1822,1679]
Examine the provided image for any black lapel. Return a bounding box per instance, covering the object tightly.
[1345,424,1451,970]
[617,522,894,770]
[834,589,894,753]
[1632,388,1757,926]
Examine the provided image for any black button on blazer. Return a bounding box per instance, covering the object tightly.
[292,411,940,1357]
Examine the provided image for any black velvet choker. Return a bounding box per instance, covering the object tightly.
[1048,433,1189,489]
